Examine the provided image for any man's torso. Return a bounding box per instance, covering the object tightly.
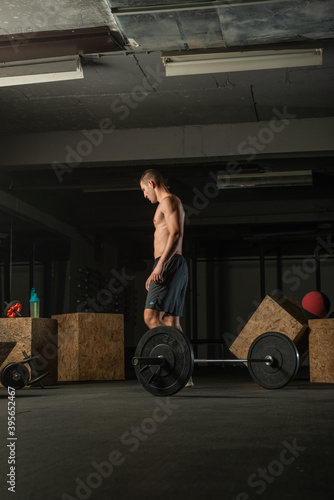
[153,194,184,258]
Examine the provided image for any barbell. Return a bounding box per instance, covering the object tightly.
[0,351,49,390]
[132,326,300,396]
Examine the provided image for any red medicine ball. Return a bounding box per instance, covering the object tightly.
[301,291,331,319]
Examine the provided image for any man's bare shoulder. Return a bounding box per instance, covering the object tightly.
[159,194,183,212]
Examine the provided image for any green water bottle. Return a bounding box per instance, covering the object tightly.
[29,288,40,318]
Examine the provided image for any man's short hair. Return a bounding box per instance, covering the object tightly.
[140,169,165,187]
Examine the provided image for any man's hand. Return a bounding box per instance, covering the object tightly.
[145,261,165,291]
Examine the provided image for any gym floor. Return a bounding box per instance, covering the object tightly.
[0,367,333,500]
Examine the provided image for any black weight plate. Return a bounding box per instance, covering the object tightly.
[134,326,194,396]
[1,362,30,389]
[247,332,300,389]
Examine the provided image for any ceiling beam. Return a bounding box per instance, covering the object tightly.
[110,0,292,16]
[0,189,76,239]
[1,118,333,168]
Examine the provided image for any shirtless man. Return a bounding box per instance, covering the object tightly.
[139,169,188,333]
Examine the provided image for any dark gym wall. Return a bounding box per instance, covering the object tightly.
[1,193,334,363]
[0,209,118,318]
[124,245,334,365]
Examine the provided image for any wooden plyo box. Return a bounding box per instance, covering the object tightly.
[52,313,124,382]
[309,319,334,383]
[230,295,309,360]
[0,318,58,387]
[0,330,16,366]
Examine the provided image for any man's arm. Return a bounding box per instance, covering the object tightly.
[146,197,183,289]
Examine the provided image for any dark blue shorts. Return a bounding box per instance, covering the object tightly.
[145,254,188,317]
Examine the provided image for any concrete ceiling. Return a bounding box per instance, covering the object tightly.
[0,0,334,255]
[0,0,333,133]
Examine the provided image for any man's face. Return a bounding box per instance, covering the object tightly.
[140,180,157,203]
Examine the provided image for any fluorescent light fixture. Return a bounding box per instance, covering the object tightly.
[162,48,323,76]
[83,186,141,193]
[0,56,84,87]
[217,170,313,189]
[83,180,170,193]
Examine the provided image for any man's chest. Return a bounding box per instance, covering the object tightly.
[153,206,166,228]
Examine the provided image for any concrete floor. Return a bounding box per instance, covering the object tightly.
[0,368,333,500]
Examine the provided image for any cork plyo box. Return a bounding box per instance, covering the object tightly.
[0,318,58,387]
[229,295,309,361]
[309,319,334,383]
[52,313,124,382]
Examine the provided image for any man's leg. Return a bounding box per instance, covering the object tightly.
[144,310,183,330]
[144,309,184,331]
[161,314,182,331]
[143,308,164,329]
[161,314,194,388]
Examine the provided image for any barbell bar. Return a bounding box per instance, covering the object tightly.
[133,356,274,365]
[132,326,300,396]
